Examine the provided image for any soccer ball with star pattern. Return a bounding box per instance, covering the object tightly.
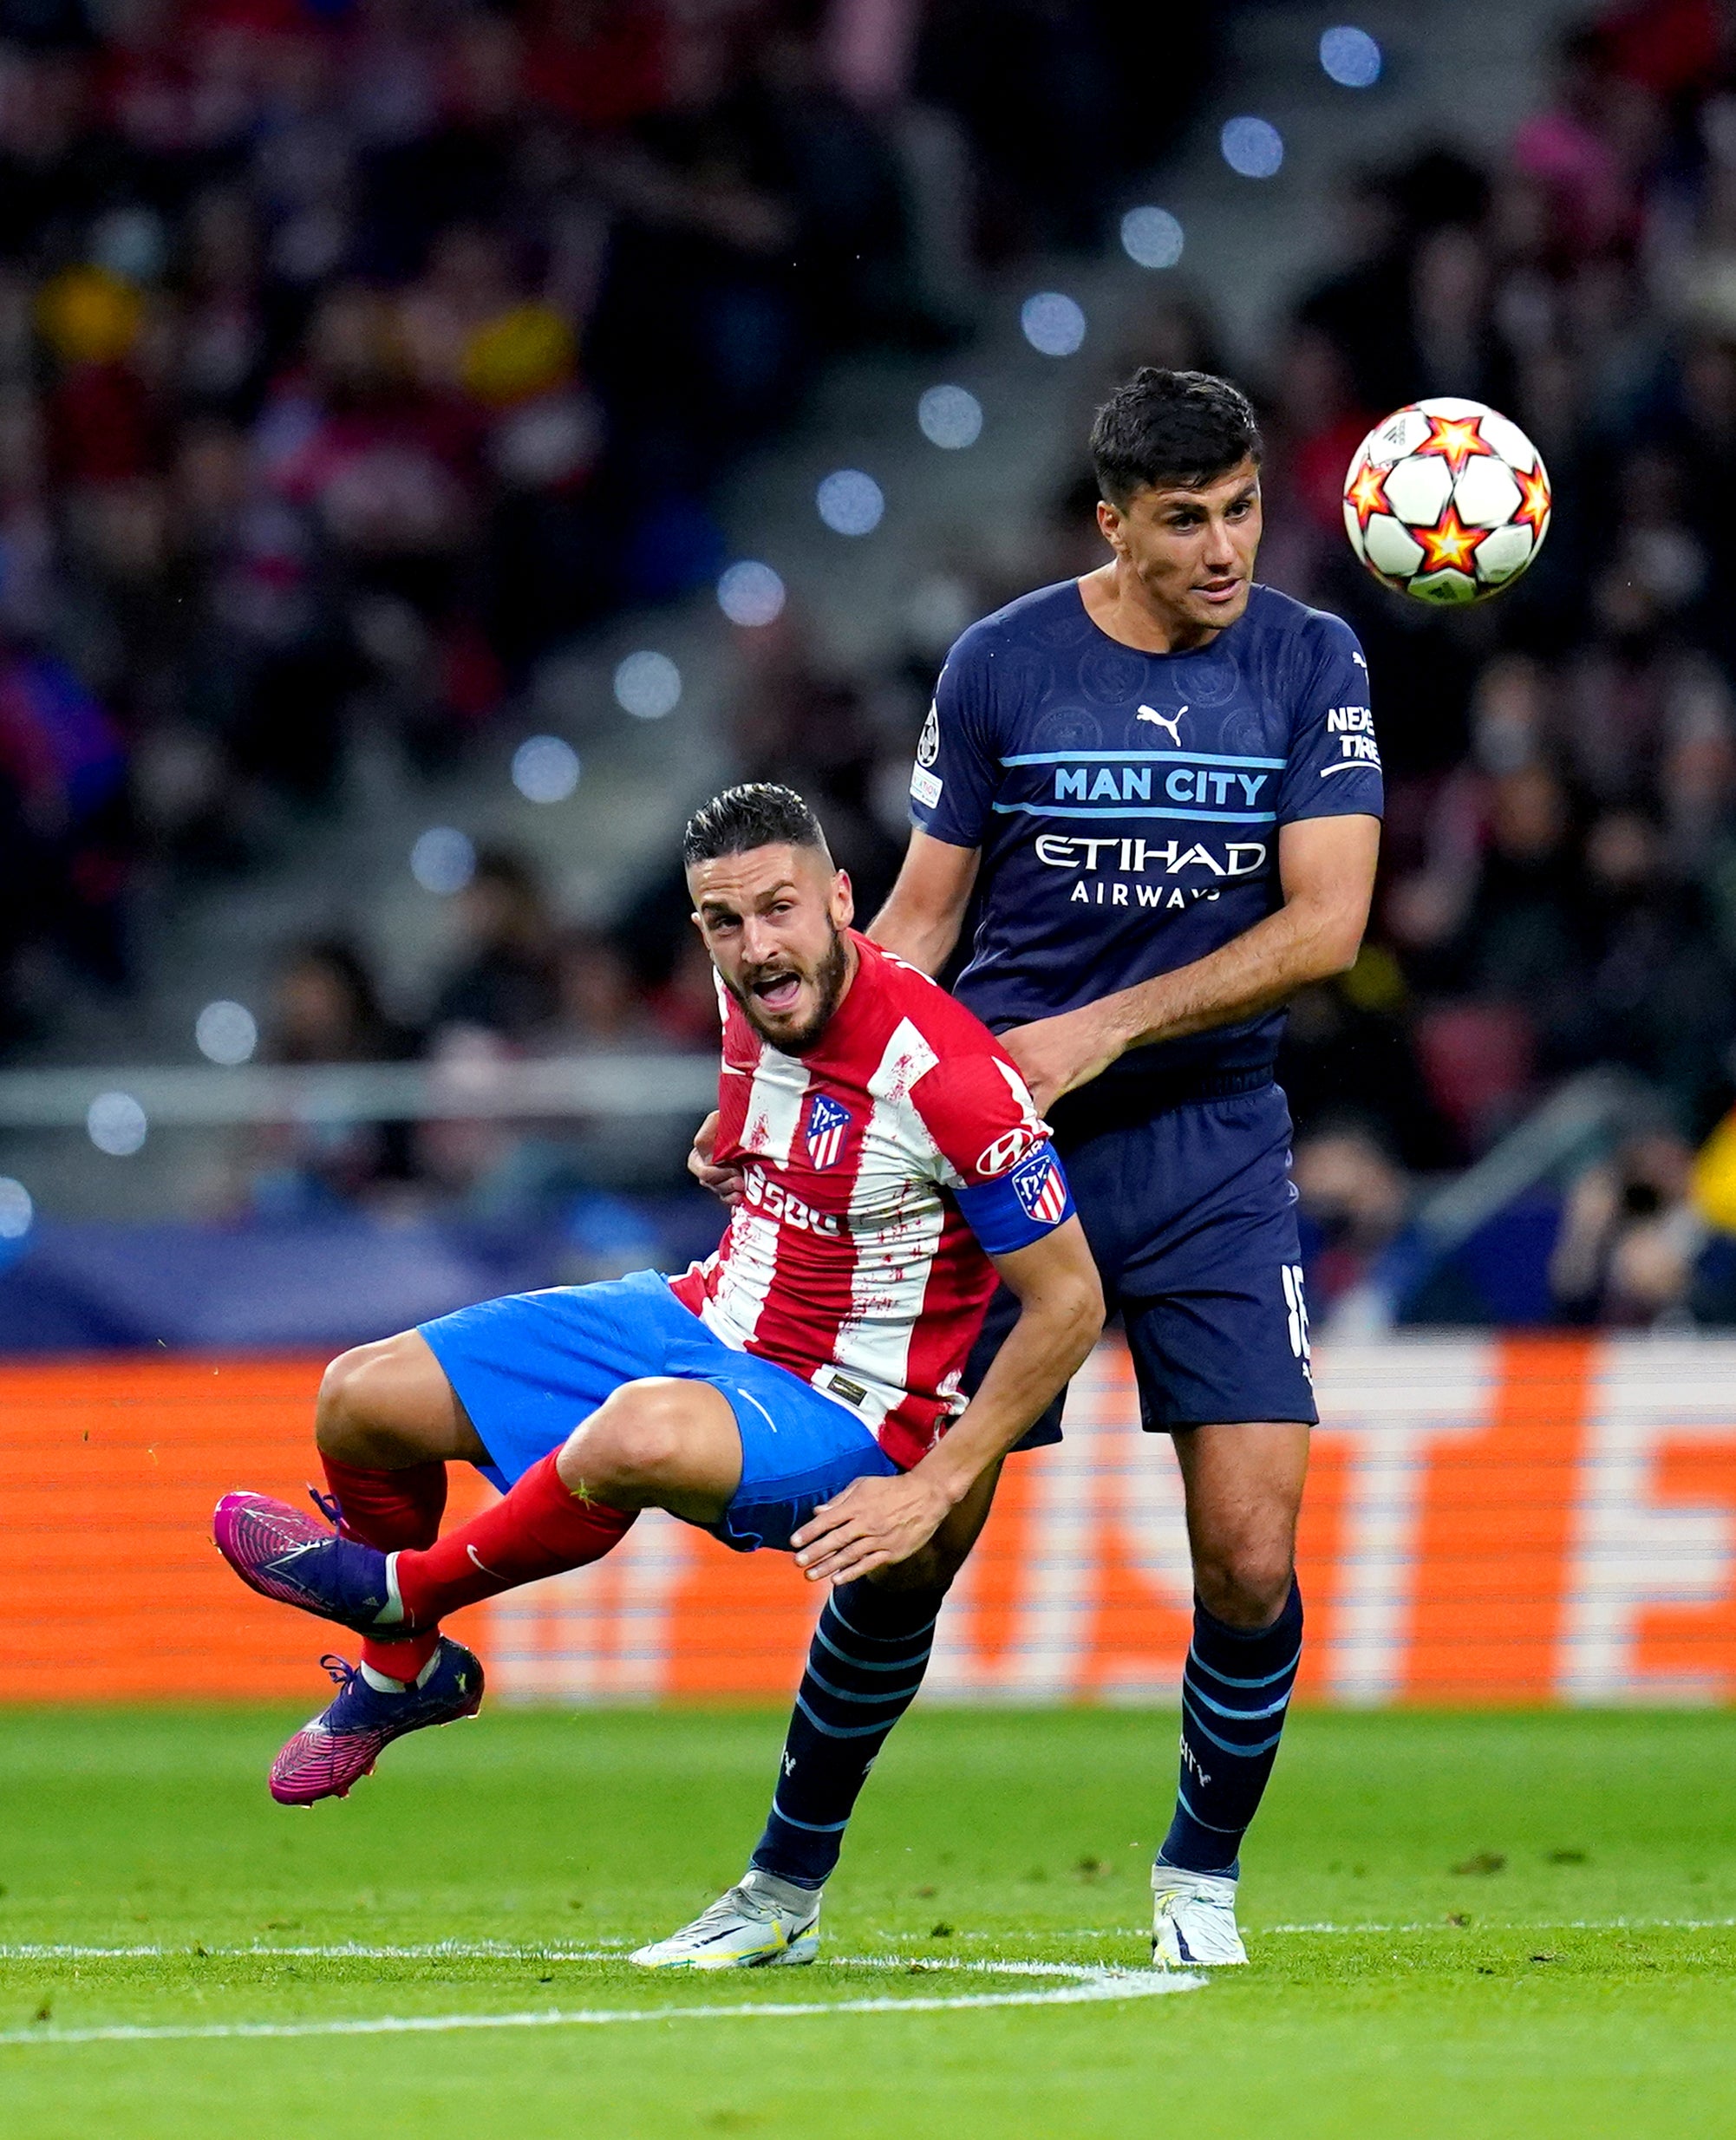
[1341,397,1551,605]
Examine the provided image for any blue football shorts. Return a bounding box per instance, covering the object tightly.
[967,1078,1317,1443]
[418,1268,898,1552]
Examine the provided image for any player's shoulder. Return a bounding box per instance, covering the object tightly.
[943,577,1084,672]
[859,939,1011,1062]
[1244,582,1365,667]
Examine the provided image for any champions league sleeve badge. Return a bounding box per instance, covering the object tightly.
[804,1093,853,1170]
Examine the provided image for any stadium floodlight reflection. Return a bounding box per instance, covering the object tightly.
[194,1000,258,1067]
[1121,206,1185,270]
[410,825,477,895]
[917,385,983,449]
[613,649,682,718]
[1220,116,1284,178]
[88,1091,147,1156]
[511,734,581,803]
[815,469,885,536]
[1320,26,1382,87]
[0,1176,30,1238]
[716,560,786,625]
[1020,292,1086,356]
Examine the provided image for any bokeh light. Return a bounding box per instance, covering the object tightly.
[512,734,581,802]
[1220,117,1284,178]
[88,1092,147,1157]
[195,1000,258,1066]
[1320,26,1382,87]
[613,651,682,719]
[917,385,983,449]
[1120,206,1185,270]
[816,469,885,536]
[716,560,787,626]
[410,826,477,895]
[0,1177,32,1239]
[1020,292,1087,356]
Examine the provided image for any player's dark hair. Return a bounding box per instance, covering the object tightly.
[682,783,831,870]
[1090,368,1263,506]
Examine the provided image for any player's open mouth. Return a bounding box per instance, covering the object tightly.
[751,971,804,1013]
[1196,577,1242,604]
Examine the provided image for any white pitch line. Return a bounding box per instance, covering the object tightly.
[0,1960,1202,2047]
[0,1942,630,1961]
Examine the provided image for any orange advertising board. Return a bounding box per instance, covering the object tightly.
[5,1336,1736,1706]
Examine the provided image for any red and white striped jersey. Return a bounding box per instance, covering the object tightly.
[668,933,1071,1471]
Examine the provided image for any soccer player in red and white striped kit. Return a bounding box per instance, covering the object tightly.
[214,784,1100,1965]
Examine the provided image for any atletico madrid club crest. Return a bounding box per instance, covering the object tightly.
[804,1093,853,1170]
[1010,1149,1068,1226]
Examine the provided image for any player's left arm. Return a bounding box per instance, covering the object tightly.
[791,1215,1103,1585]
[1001,812,1380,1111]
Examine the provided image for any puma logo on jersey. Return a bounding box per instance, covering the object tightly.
[1136,704,1186,745]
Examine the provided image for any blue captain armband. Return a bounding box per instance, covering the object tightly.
[953,1144,1075,1255]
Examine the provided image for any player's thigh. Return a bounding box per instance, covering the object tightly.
[1170,1419,1309,1579]
[317,1331,486,1467]
[1119,1088,1316,1441]
[557,1377,743,1523]
[419,1267,720,1489]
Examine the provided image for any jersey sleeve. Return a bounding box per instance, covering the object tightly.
[910,1048,1076,1256]
[1273,612,1385,825]
[908,629,1001,850]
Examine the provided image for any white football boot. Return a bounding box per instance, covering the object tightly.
[630,1869,822,1970]
[1151,1866,1248,1968]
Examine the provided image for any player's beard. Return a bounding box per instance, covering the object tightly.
[732,924,851,1054]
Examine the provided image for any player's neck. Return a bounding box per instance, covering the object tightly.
[837,928,862,1005]
[1076,563,1224,656]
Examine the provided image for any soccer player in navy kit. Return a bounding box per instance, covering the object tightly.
[661,368,1381,1973]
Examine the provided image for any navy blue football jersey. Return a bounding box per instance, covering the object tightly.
[908,578,1383,1104]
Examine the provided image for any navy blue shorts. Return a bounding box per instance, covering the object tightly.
[419,1269,898,1552]
[968,1080,1316,1443]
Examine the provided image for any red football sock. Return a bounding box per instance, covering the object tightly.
[322,1456,448,1550]
[322,1456,449,1681]
[395,1452,636,1624]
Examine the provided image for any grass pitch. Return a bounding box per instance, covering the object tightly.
[0,1705,1733,2138]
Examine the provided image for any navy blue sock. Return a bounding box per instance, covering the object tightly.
[1158,1578,1303,1877]
[749,1580,941,1890]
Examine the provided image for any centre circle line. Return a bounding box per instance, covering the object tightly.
[0,1958,1204,2046]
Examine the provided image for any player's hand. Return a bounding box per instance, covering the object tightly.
[999,1006,1125,1112]
[792,1472,953,1584]
[688,1110,746,1206]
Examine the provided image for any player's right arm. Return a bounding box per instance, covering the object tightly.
[868,829,979,975]
[871,636,999,975]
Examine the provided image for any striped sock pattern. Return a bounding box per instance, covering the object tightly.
[1158,1578,1303,1878]
[750,1580,942,1890]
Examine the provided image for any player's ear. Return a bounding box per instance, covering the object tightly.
[831,869,855,928]
[1096,498,1124,555]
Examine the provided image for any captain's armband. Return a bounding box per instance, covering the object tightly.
[953,1144,1075,1254]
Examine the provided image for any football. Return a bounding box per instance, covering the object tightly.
[1341,396,1551,604]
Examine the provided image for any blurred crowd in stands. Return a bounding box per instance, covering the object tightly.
[18,0,1736,1330]
[0,0,1205,1048]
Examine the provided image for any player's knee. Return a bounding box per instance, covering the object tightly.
[871,1535,969,1596]
[316,1346,375,1457]
[315,1338,427,1463]
[1194,1540,1295,1630]
[565,1382,688,1493]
